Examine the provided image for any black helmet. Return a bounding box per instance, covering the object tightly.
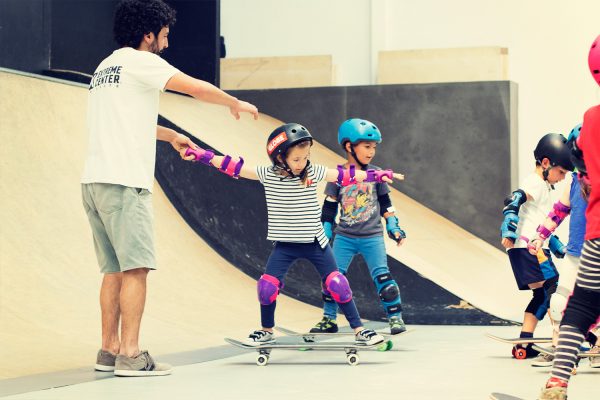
[266,123,313,165]
[533,133,574,172]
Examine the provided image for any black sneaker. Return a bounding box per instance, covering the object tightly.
[309,317,339,333]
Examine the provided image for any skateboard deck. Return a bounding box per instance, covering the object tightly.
[225,337,380,366]
[486,333,552,345]
[486,333,553,359]
[489,393,524,400]
[274,326,412,351]
[532,344,598,358]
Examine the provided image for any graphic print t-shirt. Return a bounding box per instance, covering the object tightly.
[81,47,179,191]
[325,164,390,238]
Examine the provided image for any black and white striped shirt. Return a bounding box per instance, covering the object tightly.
[256,164,329,248]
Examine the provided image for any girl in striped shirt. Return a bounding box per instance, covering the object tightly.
[183,122,403,346]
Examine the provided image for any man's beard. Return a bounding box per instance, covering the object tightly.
[150,41,164,55]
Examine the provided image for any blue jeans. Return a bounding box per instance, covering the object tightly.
[260,241,363,329]
[323,234,402,319]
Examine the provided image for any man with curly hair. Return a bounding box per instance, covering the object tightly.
[81,0,259,377]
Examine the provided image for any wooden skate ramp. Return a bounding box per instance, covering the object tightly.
[157,90,529,324]
[0,70,321,379]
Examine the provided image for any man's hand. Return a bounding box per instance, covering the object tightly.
[230,100,259,120]
[172,134,199,161]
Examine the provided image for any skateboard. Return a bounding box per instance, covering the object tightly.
[224,337,382,366]
[532,344,597,359]
[489,393,524,400]
[274,326,412,351]
[486,333,552,359]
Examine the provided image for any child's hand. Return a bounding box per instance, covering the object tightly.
[527,237,543,255]
[381,172,405,183]
[501,237,515,249]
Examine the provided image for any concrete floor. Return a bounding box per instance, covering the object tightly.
[1,325,596,400]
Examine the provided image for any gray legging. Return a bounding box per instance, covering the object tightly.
[550,239,600,382]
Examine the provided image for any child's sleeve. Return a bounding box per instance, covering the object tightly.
[520,175,542,201]
[324,182,340,198]
[377,182,391,196]
[255,166,268,184]
[312,164,328,183]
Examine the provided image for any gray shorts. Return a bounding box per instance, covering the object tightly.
[82,183,156,274]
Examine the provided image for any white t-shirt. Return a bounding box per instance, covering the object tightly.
[514,172,554,248]
[81,47,180,191]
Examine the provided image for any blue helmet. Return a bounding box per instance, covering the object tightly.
[567,123,582,142]
[337,119,382,146]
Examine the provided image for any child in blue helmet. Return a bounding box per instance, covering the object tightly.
[527,124,600,368]
[500,133,574,358]
[183,122,404,346]
[308,118,408,335]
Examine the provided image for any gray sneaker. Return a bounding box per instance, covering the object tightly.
[114,351,172,377]
[95,349,116,372]
[590,346,600,368]
[245,330,275,346]
[388,316,407,335]
[355,328,385,346]
[531,348,555,367]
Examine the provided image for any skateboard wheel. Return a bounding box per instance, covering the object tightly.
[377,340,393,352]
[256,354,269,366]
[347,354,359,366]
[514,348,527,360]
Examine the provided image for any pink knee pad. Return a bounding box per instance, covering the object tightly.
[257,274,281,305]
[325,271,353,304]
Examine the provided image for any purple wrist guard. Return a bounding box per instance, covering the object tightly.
[365,169,393,183]
[337,164,357,186]
[219,155,244,179]
[548,201,571,225]
[536,225,553,240]
[185,147,215,165]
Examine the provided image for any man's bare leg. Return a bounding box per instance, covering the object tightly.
[100,272,122,354]
[119,268,149,357]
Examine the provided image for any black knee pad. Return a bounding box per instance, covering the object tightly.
[379,283,400,302]
[561,284,600,333]
[543,276,558,296]
[525,287,548,320]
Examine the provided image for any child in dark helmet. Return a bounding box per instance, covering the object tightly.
[183,123,404,346]
[500,133,574,358]
[309,118,407,335]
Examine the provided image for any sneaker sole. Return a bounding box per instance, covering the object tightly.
[531,363,553,367]
[114,369,172,377]
[244,340,276,347]
[94,364,115,372]
[356,338,385,346]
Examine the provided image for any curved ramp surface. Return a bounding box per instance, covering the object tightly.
[0,71,321,378]
[158,91,529,323]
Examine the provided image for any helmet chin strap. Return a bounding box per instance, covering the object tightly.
[541,166,555,190]
[275,158,310,180]
[349,145,368,170]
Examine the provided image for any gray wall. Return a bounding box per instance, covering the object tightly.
[232,82,518,248]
